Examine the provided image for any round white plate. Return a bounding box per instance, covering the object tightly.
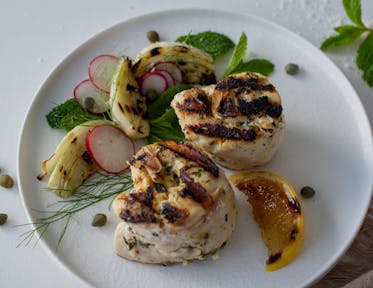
[18,8,373,288]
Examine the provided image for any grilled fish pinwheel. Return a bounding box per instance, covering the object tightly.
[112,141,237,264]
[172,72,285,170]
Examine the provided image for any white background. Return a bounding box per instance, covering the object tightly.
[1,0,372,287]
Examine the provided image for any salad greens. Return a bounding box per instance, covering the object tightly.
[145,84,191,144]
[321,0,373,87]
[224,33,275,77]
[147,83,192,119]
[176,31,235,60]
[145,108,184,145]
[46,99,106,131]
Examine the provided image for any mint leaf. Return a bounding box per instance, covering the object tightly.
[46,99,105,131]
[320,28,364,50]
[229,59,274,76]
[147,84,192,119]
[357,33,373,86]
[176,31,235,60]
[145,108,184,144]
[343,0,365,28]
[334,25,366,33]
[224,33,247,77]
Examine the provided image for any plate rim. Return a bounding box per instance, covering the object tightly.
[16,7,373,288]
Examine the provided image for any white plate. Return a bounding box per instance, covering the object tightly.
[17,8,373,288]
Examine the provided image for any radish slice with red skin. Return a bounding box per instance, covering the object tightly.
[153,62,183,83]
[139,71,168,99]
[157,70,176,88]
[88,54,120,93]
[73,79,109,114]
[86,125,134,174]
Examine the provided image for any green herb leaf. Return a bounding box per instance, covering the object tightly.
[357,33,373,86]
[343,0,365,28]
[46,99,106,131]
[320,28,365,50]
[147,84,192,119]
[145,108,184,144]
[334,25,366,34]
[224,33,247,77]
[228,59,275,76]
[176,31,235,60]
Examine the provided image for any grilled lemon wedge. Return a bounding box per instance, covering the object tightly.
[229,171,304,271]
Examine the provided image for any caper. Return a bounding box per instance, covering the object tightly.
[0,213,8,225]
[92,213,107,227]
[147,30,160,43]
[285,63,299,75]
[0,174,14,188]
[145,89,158,101]
[84,97,95,110]
[300,186,315,198]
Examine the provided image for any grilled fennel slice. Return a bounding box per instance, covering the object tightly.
[39,120,114,197]
[132,41,216,85]
[110,58,149,139]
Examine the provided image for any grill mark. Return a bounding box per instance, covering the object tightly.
[179,167,213,209]
[150,47,161,56]
[154,183,167,193]
[217,97,239,117]
[215,75,259,90]
[128,187,154,207]
[188,124,257,141]
[81,151,93,164]
[71,137,77,144]
[118,103,124,113]
[238,96,282,118]
[125,104,131,113]
[161,202,189,224]
[158,141,219,177]
[120,209,157,223]
[177,97,209,115]
[126,83,137,92]
[290,228,298,241]
[200,73,216,85]
[267,253,282,265]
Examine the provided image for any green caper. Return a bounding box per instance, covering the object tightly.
[0,213,8,225]
[285,63,299,75]
[145,89,158,101]
[92,213,107,227]
[300,186,315,198]
[84,97,95,110]
[147,30,160,43]
[0,174,14,188]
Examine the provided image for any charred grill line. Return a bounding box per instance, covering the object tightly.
[120,209,157,223]
[188,124,257,141]
[217,97,239,117]
[161,202,189,224]
[158,141,219,177]
[150,47,161,56]
[179,167,214,209]
[238,96,282,118]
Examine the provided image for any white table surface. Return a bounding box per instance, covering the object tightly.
[1,0,372,287]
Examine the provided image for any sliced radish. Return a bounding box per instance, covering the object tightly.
[157,70,176,88]
[139,71,168,99]
[153,62,183,83]
[86,125,134,173]
[88,54,119,93]
[73,79,109,114]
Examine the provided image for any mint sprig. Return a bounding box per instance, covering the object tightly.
[224,33,274,77]
[321,0,373,87]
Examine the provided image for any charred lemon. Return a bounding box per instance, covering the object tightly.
[229,171,304,271]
